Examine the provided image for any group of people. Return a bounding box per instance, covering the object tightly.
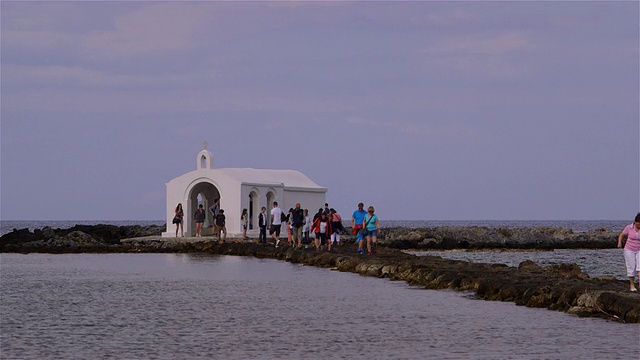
[351,202,380,255]
[173,199,228,240]
[260,201,379,255]
[172,199,381,255]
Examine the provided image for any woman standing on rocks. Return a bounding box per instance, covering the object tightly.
[194,204,206,237]
[241,208,249,240]
[174,203,184,237]
[618,213,640,292]
[364,206,380,256]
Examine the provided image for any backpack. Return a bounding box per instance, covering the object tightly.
[281,212,288,223]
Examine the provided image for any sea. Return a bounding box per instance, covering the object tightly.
[1,220,638,359]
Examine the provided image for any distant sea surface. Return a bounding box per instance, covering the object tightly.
[0,219,629,237]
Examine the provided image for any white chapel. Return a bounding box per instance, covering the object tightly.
[161,143,327,237]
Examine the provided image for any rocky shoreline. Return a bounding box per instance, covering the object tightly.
[0,224,620,251]
[379,226,618,250]
[2,224,637,323]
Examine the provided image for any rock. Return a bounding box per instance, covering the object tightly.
[41,226,56,240]
[1,224,165,250]
[406,231,423,241]
[64,231,98,245]
[595,275,617,282]
[1,228,39,244]
[518,260,542,270]
[577,291,601,308]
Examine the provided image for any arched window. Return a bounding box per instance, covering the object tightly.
[201,155,207,169]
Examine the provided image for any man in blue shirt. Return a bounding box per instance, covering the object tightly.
[351,202,367,254]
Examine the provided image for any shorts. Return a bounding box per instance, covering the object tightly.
[270,224,281,236]
[624,249,640,277]
[331,222,341,234]
[195,221,203,224]
[367,229,378,237]
[242,224,247,230]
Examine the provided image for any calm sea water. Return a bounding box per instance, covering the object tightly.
[0,219,629,237]
[1,253,638,359]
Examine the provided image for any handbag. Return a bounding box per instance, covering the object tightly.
[358,215,374,236]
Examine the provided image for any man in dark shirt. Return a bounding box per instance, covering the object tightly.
[215,209,226,241]
[291,203,305,249]
[258,207,268,245]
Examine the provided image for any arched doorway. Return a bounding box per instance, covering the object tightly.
[266,191,275,226]
[249,190,259,230]
[188,182,220,236]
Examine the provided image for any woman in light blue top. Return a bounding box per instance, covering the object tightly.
[364,206,379,256]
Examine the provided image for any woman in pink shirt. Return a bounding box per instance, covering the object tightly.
[618,213,640,292]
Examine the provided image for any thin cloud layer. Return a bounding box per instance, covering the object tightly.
[1,1,638,221]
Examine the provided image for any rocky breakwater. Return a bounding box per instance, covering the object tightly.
[0,224,164,253]
[377,226,618,250]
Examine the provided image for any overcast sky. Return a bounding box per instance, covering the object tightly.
[1,1,638,221]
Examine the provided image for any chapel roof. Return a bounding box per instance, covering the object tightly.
[219,168,326,190]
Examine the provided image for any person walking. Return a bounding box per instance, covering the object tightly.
[215,209,227,241]
[618,213,640,292]
[270,201,283,248]
[330,209,343,246]
[209,198,220,234]
[194,204,206,237]
[258,207,268,245]
[314,208,324,223]
[173,203,184,237]
[291,203,305,249]
[302,209,311,248]
[352,203,367,254]
[241,208,249,240]
[311,212,332,252]
[364,206,380,256]
[285,208,293,246]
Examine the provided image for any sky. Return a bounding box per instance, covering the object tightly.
[1,1,639,221]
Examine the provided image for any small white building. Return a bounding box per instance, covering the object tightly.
[162,144,327,237]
